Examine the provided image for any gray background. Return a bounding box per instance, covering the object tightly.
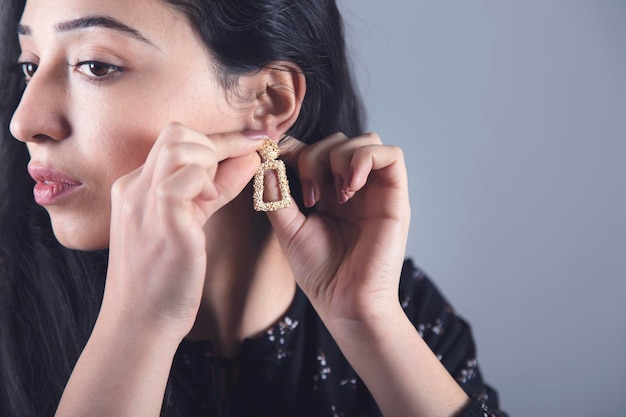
[339,1,626,416]
[1,1,624,416]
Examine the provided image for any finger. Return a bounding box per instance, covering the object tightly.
[156,164,219,235]
[156,154,260,232]
[143,124,264,183]
[346,144,407,195]
[327,133,384,203]
[151,142,220,190]
[264,193,307,255]
[212,152,260,204]
[295,132,349,208]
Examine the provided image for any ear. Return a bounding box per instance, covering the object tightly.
[239,61,306,139]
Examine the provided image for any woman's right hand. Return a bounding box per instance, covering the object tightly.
[100,123,263,342]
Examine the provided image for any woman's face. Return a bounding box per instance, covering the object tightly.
[10,0,252,250]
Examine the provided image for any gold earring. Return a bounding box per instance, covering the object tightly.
[253,138,291,212]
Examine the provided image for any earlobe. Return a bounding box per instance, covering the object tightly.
[250,62,306,138]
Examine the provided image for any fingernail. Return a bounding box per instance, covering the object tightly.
[335,175,348,204]
[339,191,350,204]
[341,168,354,193]
[242,130,268,140]
[302,179,316,208]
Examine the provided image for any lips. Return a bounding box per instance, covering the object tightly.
[28,165,83,206]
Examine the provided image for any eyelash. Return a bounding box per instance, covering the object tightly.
[14,60,124,84]
[13,61,37,82]
[72,61,124,81]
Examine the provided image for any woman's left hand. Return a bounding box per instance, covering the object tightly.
[267,132,411,328]
[269,133,472,417]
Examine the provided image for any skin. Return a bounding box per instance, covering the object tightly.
[10,0,253,250]
[10,0,471,416]
[10,0,301,353]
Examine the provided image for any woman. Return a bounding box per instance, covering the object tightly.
[0,0,506,416]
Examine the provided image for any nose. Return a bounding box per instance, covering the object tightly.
[9,67,71,144]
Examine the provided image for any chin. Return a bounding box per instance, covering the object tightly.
[50,217,110,251]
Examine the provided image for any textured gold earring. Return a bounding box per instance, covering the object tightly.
[253,138,291,212]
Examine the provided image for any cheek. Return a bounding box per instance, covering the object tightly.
[103,132,155,183]
[90,115,160,188]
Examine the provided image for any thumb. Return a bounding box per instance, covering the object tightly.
[256,136,308,254]
[255,163,307,252]
[257,161,305,247]
[265,196,306,252]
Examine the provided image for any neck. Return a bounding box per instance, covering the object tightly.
[185,189,296,358]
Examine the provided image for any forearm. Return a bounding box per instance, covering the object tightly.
[55,313,179,417]
[325,306,470,417]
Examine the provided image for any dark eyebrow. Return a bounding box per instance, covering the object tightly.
[18,16,158,49]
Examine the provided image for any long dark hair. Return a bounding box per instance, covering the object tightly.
[0,0,364,415]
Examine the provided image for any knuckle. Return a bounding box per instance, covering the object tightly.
[110,175,131,201]
[110,178,125,198]
[363,131,382,143]
[387,144,404,159]
[162,121,184,134]
[328,146,343,162]
[160,142,184,162]
[159,122,189,143]
[329,131,348,140]
[118,196,139,218]
[111,186,140,218]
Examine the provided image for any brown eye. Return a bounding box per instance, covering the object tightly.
[86,62,111,77]
[19,62,38,80]
[75,61,122,79]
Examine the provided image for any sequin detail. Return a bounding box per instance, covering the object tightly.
[265,316,299,360]
[313,349,332,390]
[417,318,444,337]
[456,358,478,384]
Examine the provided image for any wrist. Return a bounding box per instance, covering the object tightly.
[95,300,185,353]
[322,302,409,348]
[322,305,470,417]
[55,303,182,416]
